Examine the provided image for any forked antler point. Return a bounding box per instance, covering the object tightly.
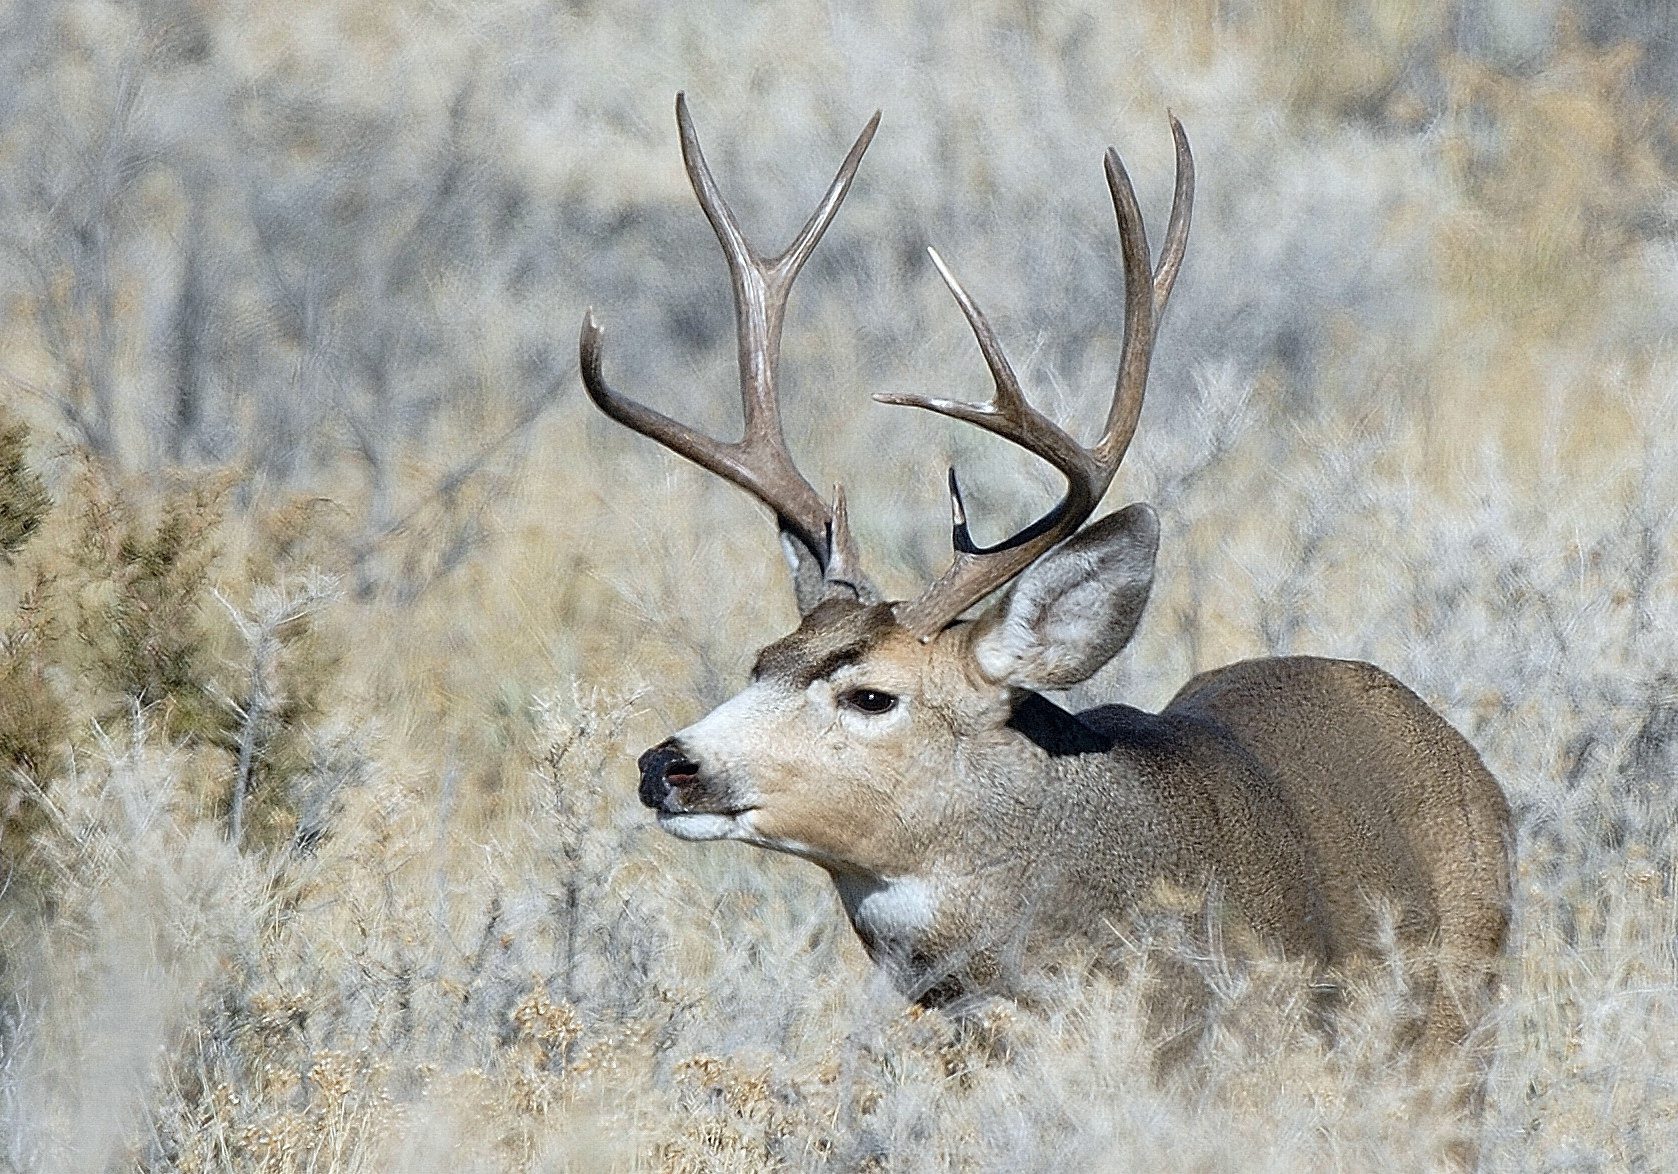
[577,95,881,608]
[888,115,1194,639]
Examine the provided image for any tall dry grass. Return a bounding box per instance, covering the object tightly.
[1,1,1676,1170]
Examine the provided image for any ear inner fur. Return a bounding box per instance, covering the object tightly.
[971,503,1159,691]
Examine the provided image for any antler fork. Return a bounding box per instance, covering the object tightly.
[580,94,879,607]
[881,117,1194,639]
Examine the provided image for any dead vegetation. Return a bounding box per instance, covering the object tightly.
[1,1,1676,1170]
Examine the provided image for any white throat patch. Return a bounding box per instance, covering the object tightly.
[833,874,938,948]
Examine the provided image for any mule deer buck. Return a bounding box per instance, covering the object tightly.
[582,95,1513,1065]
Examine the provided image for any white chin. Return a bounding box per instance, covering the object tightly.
[656,811,745,842]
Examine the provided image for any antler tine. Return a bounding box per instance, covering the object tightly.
[887,118,1194,640]
[876,249,1088,476]
[874,249,1100,551]
[580,94,879,595]
[778,111,881,280]
[1096,142,1156,468]
[824,483,867,591]
[1152,114,1195,312]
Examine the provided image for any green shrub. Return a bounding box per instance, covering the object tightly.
[0,411,49,560]
[0,577,70,855]
[64,464,230,744]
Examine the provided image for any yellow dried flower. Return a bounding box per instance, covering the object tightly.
[510,981,582,1060]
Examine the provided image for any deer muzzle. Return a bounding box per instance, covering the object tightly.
[637,740,701,810]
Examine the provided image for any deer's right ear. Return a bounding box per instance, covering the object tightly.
[968,503,1158,691]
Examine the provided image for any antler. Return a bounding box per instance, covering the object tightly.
[580,93,879,608]
[880,117,1194,640]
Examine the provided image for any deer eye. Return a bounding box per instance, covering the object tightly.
[839,688,898,715]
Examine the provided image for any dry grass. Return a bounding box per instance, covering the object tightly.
[2,1,1677,1170]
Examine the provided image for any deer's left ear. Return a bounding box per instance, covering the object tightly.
[968,503,1158,691]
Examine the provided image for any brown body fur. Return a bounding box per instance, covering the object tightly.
[660,598,1512,1061]
[882,653,1512,1047]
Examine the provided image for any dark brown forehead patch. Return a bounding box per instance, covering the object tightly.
[751,600,901,688]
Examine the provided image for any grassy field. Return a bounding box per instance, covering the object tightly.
[2,1,1677,1169]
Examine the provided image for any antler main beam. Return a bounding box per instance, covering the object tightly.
[580,93,879,593]
[884,116,1194,639]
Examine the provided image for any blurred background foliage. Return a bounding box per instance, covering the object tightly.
[0,0,1671,482]
[2,1,1677,1169]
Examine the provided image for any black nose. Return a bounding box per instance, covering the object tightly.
[637,741,700,809]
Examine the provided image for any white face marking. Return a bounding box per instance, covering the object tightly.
[657,662,923,864]
[655,793,859,869]
[675,681,781,763]
[652,683,785,846]
[655,812,749,842]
